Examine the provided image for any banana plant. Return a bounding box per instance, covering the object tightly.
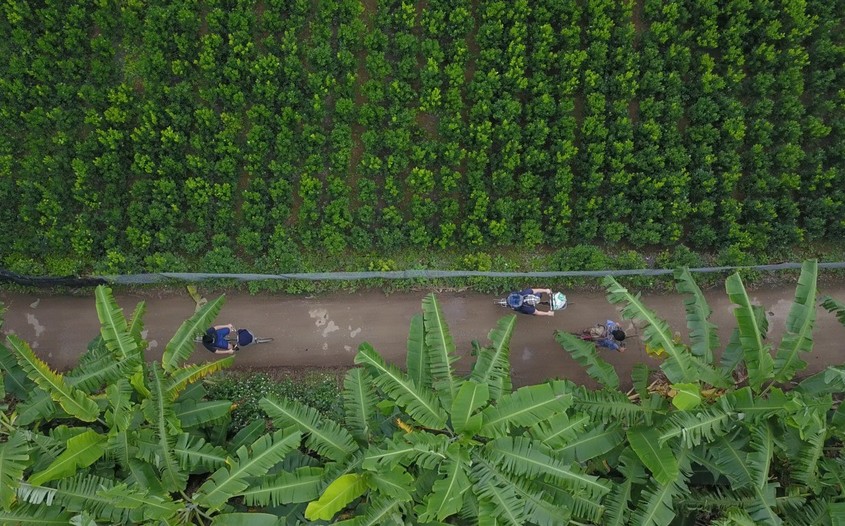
[0,285,319,524]
[261,293,613,524]
[553,259,845,525]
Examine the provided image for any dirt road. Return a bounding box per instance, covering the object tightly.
[2,284,845,387]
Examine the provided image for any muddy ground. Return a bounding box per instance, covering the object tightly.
[2,283,845,387]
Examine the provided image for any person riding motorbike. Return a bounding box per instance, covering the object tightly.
[201,324,254,354]
[506,287,556,316]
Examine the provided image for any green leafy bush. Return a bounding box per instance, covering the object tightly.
[205,370,343,432]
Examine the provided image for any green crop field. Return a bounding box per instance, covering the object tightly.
[1,0,844,276]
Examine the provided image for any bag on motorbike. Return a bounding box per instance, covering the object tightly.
[551,292,567,311]
[237,328,255,347]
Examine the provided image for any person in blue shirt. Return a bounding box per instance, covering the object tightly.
[201,323,238,354]
[506,287,556,316]
[587,320,627,352]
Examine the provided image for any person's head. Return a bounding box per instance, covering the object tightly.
[202,333,214,344]
[611,329,626,342]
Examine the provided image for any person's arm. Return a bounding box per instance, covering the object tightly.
[534,309,554,316]
[214,348,235,355]
[532,288,552,295]
[213,324,234,330]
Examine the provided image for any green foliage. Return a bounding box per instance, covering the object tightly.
[6,0,841,279]
[205,371,342,433]
[0,285,310,523]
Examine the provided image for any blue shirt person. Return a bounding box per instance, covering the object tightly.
[506,288,556,316]
[201,324,238,355]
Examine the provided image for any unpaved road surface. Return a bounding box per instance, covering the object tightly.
[2,284,845,387]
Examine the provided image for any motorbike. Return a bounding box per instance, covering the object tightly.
[495,291,568,311]
[194,328,274,350]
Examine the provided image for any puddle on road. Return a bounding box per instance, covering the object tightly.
[322,320,339,337]
[521,346,533,361]
[26,313,45,337]
[309,308,328,327]
[140,330,160,350]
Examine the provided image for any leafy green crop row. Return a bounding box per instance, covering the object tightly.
[1,0,844,276]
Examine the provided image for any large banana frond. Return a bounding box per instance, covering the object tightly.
[725,273,774,391]
[603,450,647,526]
[228,420,267,452]
[362,436,443,472]
[0,503,72,524]
[165,358,234,400]
[174,399,231,428]
[126,300,147,351]
[0,431,29,510]
[470,460,534,526]
[556,423,625,464]
[796,365,845,396]
[174,433,227,473]
[485,437,611,499]
[572,386,650,421]
[343,368,377,442]
[554,331,620,389]
[260,396,357,461]
[470,314,517,401]
[195,429,302,510]
[141,363,186,492]
[66,344,124,394]
[473,457,566,526]
[22,472,179,524]
[706,435,752,489]
[161,295,225,372]
[0,342,32,399]
[658,406,734,449]
[405,314,429,390]
[720,386,793,421]
[28,429,106,486]
[210,512,287,525]
[451,380,489,436]
[94,286,141,373]
[422,294,460,407]
[96,482,181,524]
[792,426,825,491]
[720,328,744,376]
[479,383,571,437]
[365,467,413,501]
[746,424,781,525]
[15,392,61,426]
[242,466,323,507]
[748,420,774,490]
[354,343,447,429]
[334,496,406,526]
[418,449,471,523]
[674,267,719,362]
[627,427,679,486]
[304,472,367,521]
[629,476,688,526]
[6,335,98,422]
[602,276,696,384]
[773,259,818,382]
[529,411,588,450]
